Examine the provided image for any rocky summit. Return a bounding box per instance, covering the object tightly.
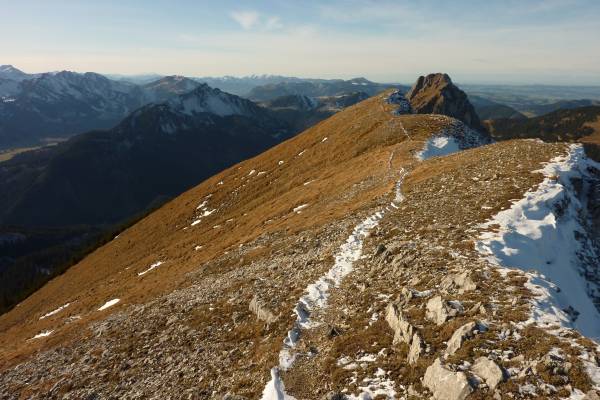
[407,73,486,132]
[1,78,600,400]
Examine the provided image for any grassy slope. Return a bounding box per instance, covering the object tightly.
[0,91,455,367]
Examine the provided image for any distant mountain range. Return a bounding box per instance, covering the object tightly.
[0,84,290,227]
[259,92,371,133]
[0,69,205,150]
[469,95,526,120]
[0,66,402,150]
[246,77,407,101]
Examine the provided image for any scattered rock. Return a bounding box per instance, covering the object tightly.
[223,394,248,400]
[446,321,485,355]
[374,243,387,257]
[423,358,473,400]
[249,296,278,325]
[426,296,462,325]
[471,357,505,390]
[441,271,477,294]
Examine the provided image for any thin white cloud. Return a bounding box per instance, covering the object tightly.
[265,16,283,31]
[231,11,260,30]
[230,10,283,31]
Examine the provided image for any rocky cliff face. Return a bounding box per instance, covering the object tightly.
[407,73,486,132]
[1,90,599,400]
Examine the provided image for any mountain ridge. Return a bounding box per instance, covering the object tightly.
[1,87,599,398]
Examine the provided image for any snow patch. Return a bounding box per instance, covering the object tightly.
[98,299,120,311]
[191,201,216,226]
[31,330,54,340]
[347,368,397,400]
[138,261,163,276]
[416,120,490,161]
[293,204,309,214]
[260,167,408,398]
[261,368,297,400]
[417,136,461,160]
[394,168,407,204]
[39,303,71,320]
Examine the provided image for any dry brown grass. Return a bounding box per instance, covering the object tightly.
[0,91,458,371]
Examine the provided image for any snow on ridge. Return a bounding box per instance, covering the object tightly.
[416,120,490,161]
[261,160,411,399]
[261,210,384,399]
[277,210,385,370]
[39,303,71,320]
[261,369,297,400]
[476,144,600,340]
[169,87,251,118]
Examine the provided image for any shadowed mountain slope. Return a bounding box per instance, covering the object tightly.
[485,105,600,144]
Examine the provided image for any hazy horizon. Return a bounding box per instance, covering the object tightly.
[3,0,600,85]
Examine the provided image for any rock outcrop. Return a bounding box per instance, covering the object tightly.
[406,73,485,132]
[407,333,423,364]
[385,302,414,344]
[386,302,424,364]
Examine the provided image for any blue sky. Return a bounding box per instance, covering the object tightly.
[1,0,599,84]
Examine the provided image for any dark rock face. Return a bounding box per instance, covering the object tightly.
[387,91,412,114]
[407,73,485,132]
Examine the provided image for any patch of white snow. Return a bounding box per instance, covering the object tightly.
[138,261,163,276]
[31,330,54,340]
[39,303,71,320]
[98,299,120,311]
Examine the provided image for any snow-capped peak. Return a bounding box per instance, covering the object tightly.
[168,85,256,117]
[0,64,30,81]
